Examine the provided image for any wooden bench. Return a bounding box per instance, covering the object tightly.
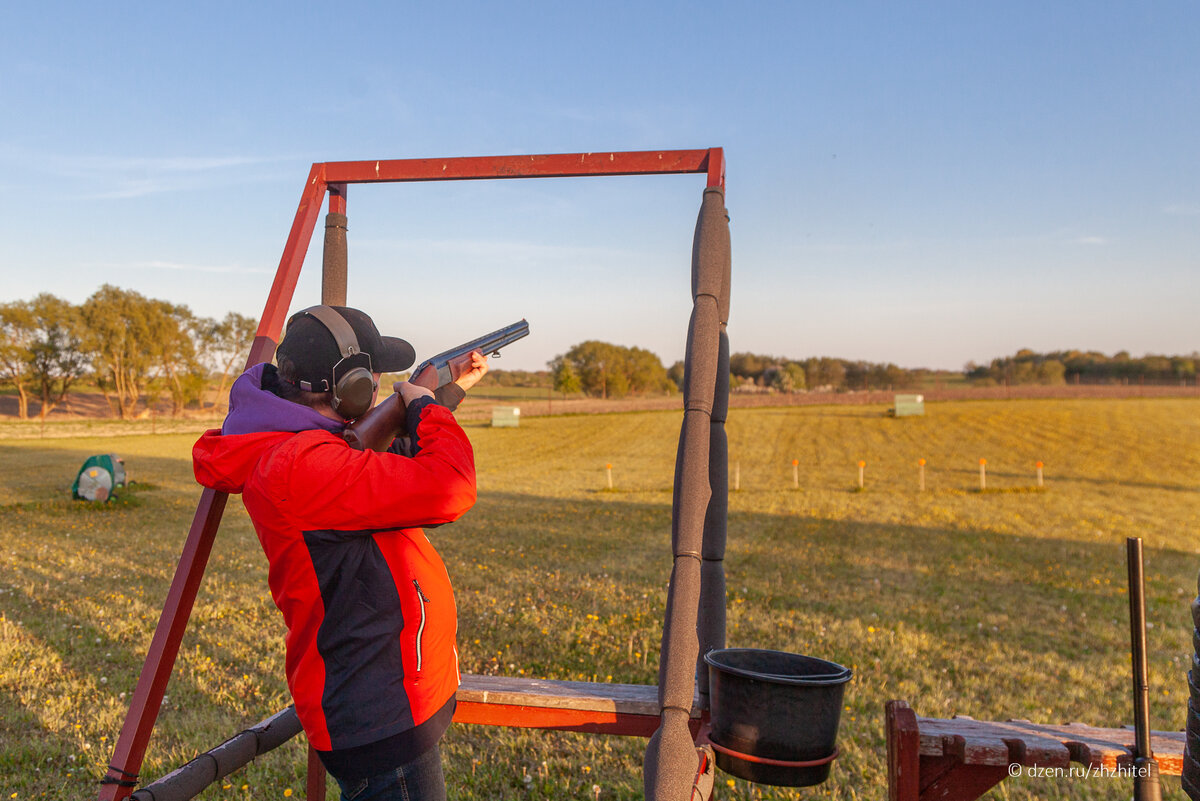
[886,700,1185,801]
[455,674,704,737]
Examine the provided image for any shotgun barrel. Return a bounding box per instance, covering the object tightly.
[412,319,530,388]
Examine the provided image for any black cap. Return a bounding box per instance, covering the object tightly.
[277,306,416,390]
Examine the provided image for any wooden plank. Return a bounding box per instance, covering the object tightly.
[456,675,701,717]
[885,700,921,801]
[918,764,1008,801]
[913,715,1184,773]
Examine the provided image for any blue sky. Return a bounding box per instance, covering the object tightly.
[1,2,1196,371]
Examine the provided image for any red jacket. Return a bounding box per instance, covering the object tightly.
[192,365,475,779]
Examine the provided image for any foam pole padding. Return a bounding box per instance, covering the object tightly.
[696,188,731,706]
[321,211,348,306]
[671,413,714,555]
[645,187,726,801]
[658,554,704,710]
[130,707,301,800]
[691,188,731,309]
[696,330,730,704]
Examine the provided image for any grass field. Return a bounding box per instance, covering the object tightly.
[2,397,1200,800]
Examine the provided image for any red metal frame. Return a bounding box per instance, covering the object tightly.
[99,148,724,800]
[454,702,707,739]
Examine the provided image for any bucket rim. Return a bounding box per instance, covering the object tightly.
[704,647,852,686]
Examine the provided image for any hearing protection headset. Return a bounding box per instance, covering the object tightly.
[294,305,377,419]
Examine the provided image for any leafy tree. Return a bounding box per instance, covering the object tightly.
[803,357,846,390]
[27,294,88,418]
[550,356,582,394]
[1037,359,1066,385]
[150,300,206,415]
[197,311,257,409]
[81,285,161,419]
[552,341,673,398]
[667,360,685,391]
[781,362,806,391]
[729,352,771,384]
[0,301,36,419]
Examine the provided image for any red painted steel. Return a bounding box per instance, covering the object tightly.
[98,489,229,800]
[327,183,347,216]
[101,148,723,800]
[321,149,719,185]
[455,702,663,737]
[706,148,725,188]
[454,703,707,739]
[254,163,327,344]
[306,745,327,801]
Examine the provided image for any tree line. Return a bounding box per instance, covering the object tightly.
[965,349,1198,386]
[4,286,1196,417]
[0,286,255,419]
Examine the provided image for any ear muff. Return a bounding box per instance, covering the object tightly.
[297,305,377,419]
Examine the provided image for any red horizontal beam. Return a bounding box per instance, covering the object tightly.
[321,149,717,185]
[454,701,661,737]
[453,702,706,739]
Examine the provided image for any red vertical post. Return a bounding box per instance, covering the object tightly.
[705,148,725,189]
[327,183,346,215]
[307,745,327,801]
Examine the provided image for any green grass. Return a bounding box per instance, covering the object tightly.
[2,398,1200,799]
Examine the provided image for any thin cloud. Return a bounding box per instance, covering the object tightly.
[0,145,293,199]
[84,259,271,274]
[1164,203,1200,217]
[355,236,649,267]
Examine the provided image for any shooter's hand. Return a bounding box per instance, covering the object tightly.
[392,380,434,409]
[450,350,489,392]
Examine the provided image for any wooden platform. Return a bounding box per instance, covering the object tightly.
[453,674,703,737]
[886,700,1185,801]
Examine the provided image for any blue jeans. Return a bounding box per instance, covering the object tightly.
[336,746,446,801]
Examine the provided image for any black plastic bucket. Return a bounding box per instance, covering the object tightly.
[704,648,852,787]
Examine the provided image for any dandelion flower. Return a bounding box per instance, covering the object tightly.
[284,790,293,797]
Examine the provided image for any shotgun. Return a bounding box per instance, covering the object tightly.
[343,319,530,452]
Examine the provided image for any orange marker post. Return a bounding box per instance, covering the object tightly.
[858,460,866,490]
[606,463,613,490]
[918,458,926,492]
[979,458,987,491]
[1036,460,1044,488]
[791,459,799,489]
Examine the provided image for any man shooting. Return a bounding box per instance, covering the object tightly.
[193,305,489,801]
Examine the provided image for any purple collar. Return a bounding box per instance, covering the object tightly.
[222,363,345,436]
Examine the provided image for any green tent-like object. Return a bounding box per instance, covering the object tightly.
[72,454,127,502]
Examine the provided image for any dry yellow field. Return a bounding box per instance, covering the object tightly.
[1,396,1199,799]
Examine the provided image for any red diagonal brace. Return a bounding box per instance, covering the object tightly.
[98,489,229,800]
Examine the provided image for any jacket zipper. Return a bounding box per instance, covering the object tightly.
[412,579,430,673]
